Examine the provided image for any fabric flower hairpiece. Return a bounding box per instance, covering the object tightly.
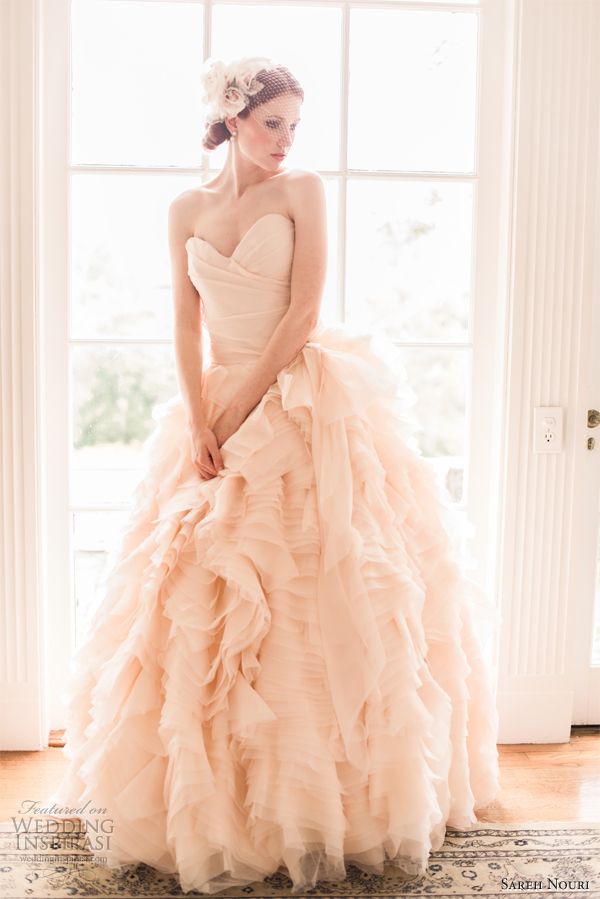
[199,55,275,126]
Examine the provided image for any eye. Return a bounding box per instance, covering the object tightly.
[265,120,298,131]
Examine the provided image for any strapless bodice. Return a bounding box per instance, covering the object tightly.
[185,212,298,367]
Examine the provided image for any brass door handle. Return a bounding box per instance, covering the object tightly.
[588,409,600,427]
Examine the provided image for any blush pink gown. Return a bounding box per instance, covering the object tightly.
[48,211,501,894]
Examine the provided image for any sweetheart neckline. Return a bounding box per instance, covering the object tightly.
[186,212,293,261]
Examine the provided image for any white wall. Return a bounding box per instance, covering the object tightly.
[495,0,600,741]
[0,0,46,749]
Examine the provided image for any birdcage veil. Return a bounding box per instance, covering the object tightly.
[199,55,304,153]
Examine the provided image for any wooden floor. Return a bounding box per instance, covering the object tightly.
[1,726,599,823]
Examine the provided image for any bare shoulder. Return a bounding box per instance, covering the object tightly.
[284,167,324,185]
[168,186,201,213]
[168,187,211,250]
[168,187,200,220]
[284,167,325,196]
[284,168,326,227]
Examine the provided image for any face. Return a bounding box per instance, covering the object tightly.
[231,93,302,169]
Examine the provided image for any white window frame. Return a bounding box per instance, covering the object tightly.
[36,0,513,732]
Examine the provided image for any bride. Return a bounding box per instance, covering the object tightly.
[48,55,501,896]
[169,57,322,482]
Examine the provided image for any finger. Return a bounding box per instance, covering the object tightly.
[195,459,216,479]
[204,429,225,470]
[189,437,214,474]
[199,449,217,474]
[211,446,224,472]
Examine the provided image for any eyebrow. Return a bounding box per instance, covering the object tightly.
[265,115,302,122]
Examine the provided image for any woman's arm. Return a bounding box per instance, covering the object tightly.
[168,191,223,477]
[168,191,208,429]
[213,171,327,444]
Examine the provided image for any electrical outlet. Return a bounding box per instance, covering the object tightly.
[533,406,563,454]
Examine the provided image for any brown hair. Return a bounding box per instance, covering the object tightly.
[202,64,304,152]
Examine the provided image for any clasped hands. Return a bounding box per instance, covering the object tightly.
[189,405,246,481]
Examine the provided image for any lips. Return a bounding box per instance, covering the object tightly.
[272,154,286,158]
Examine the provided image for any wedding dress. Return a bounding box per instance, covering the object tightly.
[47,210,501,894]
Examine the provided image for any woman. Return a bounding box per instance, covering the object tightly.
[48,55,501,895]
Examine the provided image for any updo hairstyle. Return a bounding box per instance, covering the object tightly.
[202,64,304,151]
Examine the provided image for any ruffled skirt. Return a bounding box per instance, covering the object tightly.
[46,322,501,894]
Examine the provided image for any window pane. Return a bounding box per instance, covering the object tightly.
[346,179,473,341]
[71,344,179,506]
[318,177,340,324]
[211,3,341,171]
[71,173,197,339]
[400,346,468,503]
[73,510,130,644]
[71,0,205,167]
[348,9,478,172]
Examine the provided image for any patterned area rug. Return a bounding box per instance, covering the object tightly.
[0,818,598,898]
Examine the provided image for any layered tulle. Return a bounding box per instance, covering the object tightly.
[47,322,500,894]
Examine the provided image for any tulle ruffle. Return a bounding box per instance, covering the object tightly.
[46,321,501,894]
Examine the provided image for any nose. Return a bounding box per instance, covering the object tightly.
[277,124,293,148]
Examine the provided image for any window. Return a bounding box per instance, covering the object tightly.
[42,0,506,721]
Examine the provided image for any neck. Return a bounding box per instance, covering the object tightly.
[213,139,281,201]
